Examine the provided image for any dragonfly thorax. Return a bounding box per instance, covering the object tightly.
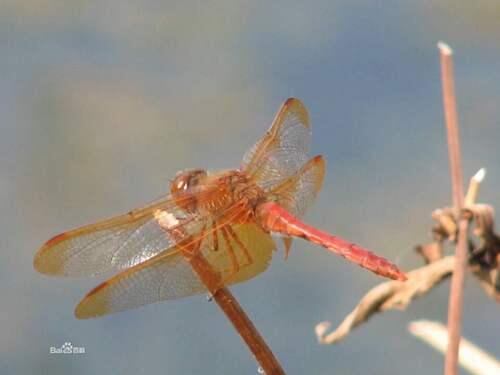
[170,169,265,216]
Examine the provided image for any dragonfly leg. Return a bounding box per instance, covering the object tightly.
[176,224,207,260]
[226,225,253,268]
[211,220,219,252]
[220,226,240,282]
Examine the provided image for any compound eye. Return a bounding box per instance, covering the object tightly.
[170,169,206,196]
[176,179,188,191]
[170,175,190,195]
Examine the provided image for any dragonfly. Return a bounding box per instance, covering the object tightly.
[34,98,406,319]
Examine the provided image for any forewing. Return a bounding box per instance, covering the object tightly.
[241,98,311,190]
[34,194,200,277]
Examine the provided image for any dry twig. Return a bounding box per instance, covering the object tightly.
[316,166,500,346]
[438,41,470,375]
[315,257,455,345]
[314,42,500,375]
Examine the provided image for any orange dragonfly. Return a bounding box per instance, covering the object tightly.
[34,98,406,319]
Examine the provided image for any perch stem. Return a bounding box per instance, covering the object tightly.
[156,216,285,375]
[189,254,285,375]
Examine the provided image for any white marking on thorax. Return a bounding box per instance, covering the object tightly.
[154,210,179,229]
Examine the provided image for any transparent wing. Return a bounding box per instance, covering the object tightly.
[204,222,276,284]
[74,249,205,318]
[269,155,325,218]
[74,218,276,318]
[34,192,209,277]
[241,98,311,191]
[267,155,325,253]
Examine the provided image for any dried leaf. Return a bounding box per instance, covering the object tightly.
[316,257,455,345]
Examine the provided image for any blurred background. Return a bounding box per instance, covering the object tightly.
[2,1,500,374]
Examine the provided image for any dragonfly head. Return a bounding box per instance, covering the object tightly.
[170,169,207,196]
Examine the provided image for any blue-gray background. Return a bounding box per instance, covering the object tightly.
[2,2,499,374]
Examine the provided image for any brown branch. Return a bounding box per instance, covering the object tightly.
[438,41,469,375]
[438,43,468,375]
[315,257,455,345]
[439,42,465,209]
[188,255,285,375]
[155,212,285,375]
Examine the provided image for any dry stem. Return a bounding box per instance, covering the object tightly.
[438,41,469,375]
[315,168,500,346]
[156,216,285,375]
[188,254,285,375]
